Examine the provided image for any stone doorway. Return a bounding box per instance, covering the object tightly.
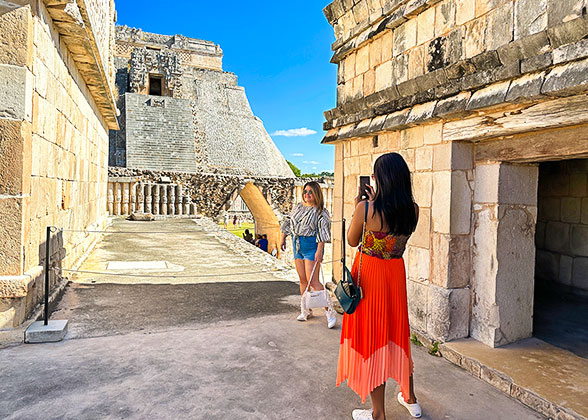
[534,159,588,358]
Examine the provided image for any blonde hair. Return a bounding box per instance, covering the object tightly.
[303,181,324,210]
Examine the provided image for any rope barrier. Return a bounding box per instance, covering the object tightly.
[54,259,340,279]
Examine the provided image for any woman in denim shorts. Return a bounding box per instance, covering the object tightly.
[280,181,336,328]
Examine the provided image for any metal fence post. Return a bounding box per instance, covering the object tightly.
[44,226,51,326]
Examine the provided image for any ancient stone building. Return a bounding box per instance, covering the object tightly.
[0,0,117,329]
[322,0,588,349]
[109,26,293,178]
[107,26,295,254]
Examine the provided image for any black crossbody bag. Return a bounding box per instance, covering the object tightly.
[334,201,368,314]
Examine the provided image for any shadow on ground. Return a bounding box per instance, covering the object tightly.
[52,281,301,339]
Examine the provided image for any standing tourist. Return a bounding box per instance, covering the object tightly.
[280,181,336,328]
[337,153,421,420]
[258,234,269,252]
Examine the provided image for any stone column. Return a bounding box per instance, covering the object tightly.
[471,162,539,347]
[160,185,168,216]
[122,182,130,215]
[168,185,175,215]
[419,141,474,342]
[176,185,182,216]
[114,183,122,215]
[183,197,189,215]
[145,183,152,214]
[130,182,137,213]
[153,184,160,215]
[137,182,145,213]
[107,182,114,215]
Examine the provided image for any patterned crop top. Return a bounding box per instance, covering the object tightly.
[359,230,410,259]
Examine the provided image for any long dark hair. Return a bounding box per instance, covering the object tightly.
[372,153,417,235]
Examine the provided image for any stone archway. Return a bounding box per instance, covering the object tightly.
[238,182,282,256]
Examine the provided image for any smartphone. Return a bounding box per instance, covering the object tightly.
[359,176,371,200]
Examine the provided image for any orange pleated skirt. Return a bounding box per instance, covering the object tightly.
[336,252,413,403]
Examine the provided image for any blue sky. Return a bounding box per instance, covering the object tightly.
[116,1,337,173]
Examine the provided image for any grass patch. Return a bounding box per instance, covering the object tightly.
[219,222,255,239]
[410,333,423,347]
[428,341,440,356]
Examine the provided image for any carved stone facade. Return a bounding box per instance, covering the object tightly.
[0,0,117,329]
[323,0,588,350]
[128,47,183,98]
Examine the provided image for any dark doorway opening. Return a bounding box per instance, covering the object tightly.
[149,75,163,96]
[534,159,588,358]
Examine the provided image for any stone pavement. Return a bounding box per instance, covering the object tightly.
[0,219,545,420]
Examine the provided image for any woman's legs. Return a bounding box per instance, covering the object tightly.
[370,383,386,420]
[407,374,417,403]
[304,259,323,291]
[294,258,308,295]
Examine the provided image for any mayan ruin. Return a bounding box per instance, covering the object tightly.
[1,0,588,419]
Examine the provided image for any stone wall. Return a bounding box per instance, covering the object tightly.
[124,93,197,172]
[536,159,588,295]
[0,1,116,328]
[323,0,588,348]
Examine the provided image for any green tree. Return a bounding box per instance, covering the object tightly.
[287,160,301,177]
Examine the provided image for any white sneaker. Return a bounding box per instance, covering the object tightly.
[297,309,312,322]
[326,309,337,328]
[397,392,422,418]
[352,409,373,420]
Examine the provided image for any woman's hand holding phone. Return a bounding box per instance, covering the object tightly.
[355,185,375,206]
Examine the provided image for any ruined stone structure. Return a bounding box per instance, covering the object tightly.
[322,0,588,350]
[0,0,117,329]
[108,26,295,254]
[109,25,293,178]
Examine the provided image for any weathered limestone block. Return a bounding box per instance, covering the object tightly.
[0,64,30,121]
[582,198,588,224]
[571,225,588,256]
[467,80,510,110]
[545,221,570,254]
[0,276,28,298]
[542,57,588,95]
[515,0,548,40]
[505,72,544,102]
[407,245,431,281]
[485,2,514,51]
[547,0,587,27]
[427,284,470,342]
[431,232,471,288]
[456,0,475,25]
[407,279,428,332]
[0,5,33,68]
[572,257,588,290]
[435,0,456,37]
[417,5,435,45]
[553,38,588,64]
[559,255,573,286]
[561,197,581,223]
[472,163,538,347]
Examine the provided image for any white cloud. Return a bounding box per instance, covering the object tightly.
[303,160,320,165]
[271,128,317,137]
[291,153,304,157]
[312,167,318,170]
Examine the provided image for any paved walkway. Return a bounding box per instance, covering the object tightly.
[0,219,544,420]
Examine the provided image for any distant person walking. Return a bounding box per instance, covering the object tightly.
[233,215,238,229]
[337,153,421,420]
[280,181,336,329]
[223,212,229,229]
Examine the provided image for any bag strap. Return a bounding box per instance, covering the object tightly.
[356,201,369,288]
[305,260,324,293]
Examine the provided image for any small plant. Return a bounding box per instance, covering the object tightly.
[410,333,423,347]
[428,341,440,356]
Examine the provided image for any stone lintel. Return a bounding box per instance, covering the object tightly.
[43,0,119,129]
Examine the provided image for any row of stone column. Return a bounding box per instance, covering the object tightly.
[107,179,197,216]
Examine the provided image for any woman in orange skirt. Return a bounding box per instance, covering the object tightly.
[337,153,421,420]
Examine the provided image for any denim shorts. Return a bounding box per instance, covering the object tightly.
[293,235,318,261]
